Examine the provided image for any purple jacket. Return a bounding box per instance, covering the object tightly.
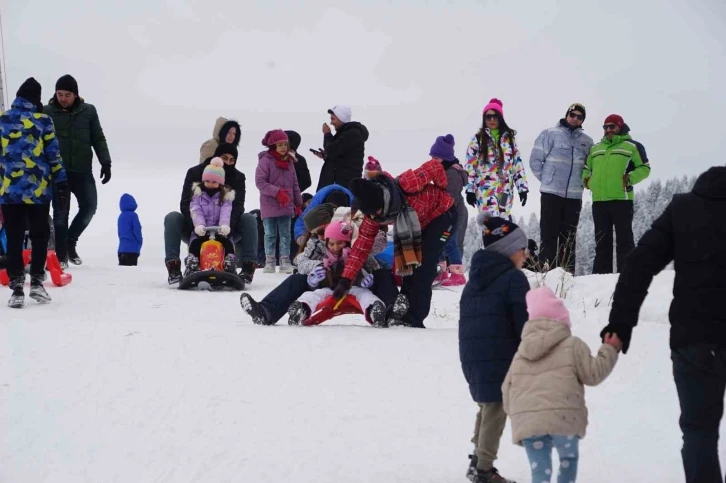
[255,150,303,219]
[189,182,235,240]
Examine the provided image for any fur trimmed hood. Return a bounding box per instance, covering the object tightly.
[191,181,236,201]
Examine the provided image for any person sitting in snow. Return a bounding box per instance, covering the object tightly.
[288,220,391,327]
[458,212,530,483]
[117,193,143,266]
[502,286,621,483]
[185,158,236,275]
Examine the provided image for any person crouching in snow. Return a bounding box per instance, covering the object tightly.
[117,193,143,266]
[459,212,530,483]
[289,220,387,327]
[502,287,621,483]
[256,129,303,274]
[185,158,236,275]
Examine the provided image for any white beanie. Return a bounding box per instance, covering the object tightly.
[328,105,352,124]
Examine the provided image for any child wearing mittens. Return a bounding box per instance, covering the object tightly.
[255,129,303,274]
[502,286,622,483]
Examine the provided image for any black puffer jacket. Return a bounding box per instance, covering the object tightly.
[317,122,369,191]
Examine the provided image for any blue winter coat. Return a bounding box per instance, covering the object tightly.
[293,183,353,240]
[459,250,530,403]
[117,193,143,254]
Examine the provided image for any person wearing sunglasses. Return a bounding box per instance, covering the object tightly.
[582,114,651,274]
[529,103,594,274]
[464,98,529,222]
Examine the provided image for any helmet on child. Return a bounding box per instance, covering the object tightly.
[324,221,353,243]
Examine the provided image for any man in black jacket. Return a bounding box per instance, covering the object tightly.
[163,143,257,284]
[602,166,726,483]
[313,105,369,191]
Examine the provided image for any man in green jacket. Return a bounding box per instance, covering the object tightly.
[583,114,650,274]
[44,75,112,267]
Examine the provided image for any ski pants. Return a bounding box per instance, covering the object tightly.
[2,203,51,279]
[672,344,726,483]
[522,434,580,483]
[539,193,581,273]
[592,200,634,274]
[52,171,97,260]
[297,286,381,318]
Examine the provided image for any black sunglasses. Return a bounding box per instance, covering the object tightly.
[603,124,618,131]
[568,112,584,121]
[485,114,499,121]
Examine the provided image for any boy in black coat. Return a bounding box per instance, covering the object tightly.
[459,212,530,483]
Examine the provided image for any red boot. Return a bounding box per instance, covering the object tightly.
[442,264,466,287]
[433,261,449,285]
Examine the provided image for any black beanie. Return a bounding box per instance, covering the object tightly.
[56,74,79,96]
[349,178,384,215]
[213,143,238,160]
[566,103,586,121]
[17,77,42,107]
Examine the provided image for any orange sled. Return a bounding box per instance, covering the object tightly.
[303,294,364,326]
[0,249,72,287]
[178,227,245,291]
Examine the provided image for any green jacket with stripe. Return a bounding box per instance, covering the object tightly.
[582,133,650,202]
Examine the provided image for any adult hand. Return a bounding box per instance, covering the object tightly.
[584,178,591,189]
[604,332,623,352]
[360,273,374,289]
[332,277,352,300]
[276,189,291,207]
[519,191,528,207]
[100,165,112,184]
[219,225,231,236]
[307,266,326,288]
[622,174,630,191]
[322,123,331,135]
[195,225,206,237]
[466,191,477,208]
[600,324,631,354]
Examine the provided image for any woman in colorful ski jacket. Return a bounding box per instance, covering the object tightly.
[465,98,529,219]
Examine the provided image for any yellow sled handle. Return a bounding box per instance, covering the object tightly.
[333,296,346,310]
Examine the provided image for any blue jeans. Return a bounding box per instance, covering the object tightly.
[522,435,580,483]
[52,171,97,259]
[263,216,291,261]
[439,231,463,264]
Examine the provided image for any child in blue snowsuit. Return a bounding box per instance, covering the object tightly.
[118,193,143,266]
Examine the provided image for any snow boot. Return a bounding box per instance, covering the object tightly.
[166,259,182,285]
[184,254,200,277]
[279,256,293,274]
[263,256,276,274]
[68,243,82,265]
[223,254,237,274]
[29,274,51,304]
[472,467,516,483]
[240,293,271,325]
[433,260,449,285]
[466,454,478,482]
[386,294,410,327]
[59,258,69,270]
[442,264,466,287]
[287,301,311,326]
[239,261,256,284]
[7,276,25,309]
[367,300,388,328]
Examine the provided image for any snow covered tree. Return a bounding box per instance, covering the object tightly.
[462,216,482,269]
[527,213,541,246]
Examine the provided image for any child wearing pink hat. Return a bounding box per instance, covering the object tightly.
[502,286,622,482]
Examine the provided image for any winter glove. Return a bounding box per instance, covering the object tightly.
[519,191,528,207]
[276,189,291,207]
[100,165,112,185]
[195,225,207,237]
[332,277,352,301]
[360,273,374,289]
[307,266,326,288]
[466,191,477,208]
[219,225,230,236]
[295,205,302,216]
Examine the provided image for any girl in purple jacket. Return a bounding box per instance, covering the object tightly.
[186,157,237,275]
[255,129,303,274]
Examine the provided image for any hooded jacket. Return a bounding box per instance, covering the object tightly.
[294,184,353,240]
[285,130,312,192]
[317,121,370,191]
[502,319,618,444]
[199,117,241,163]
[117,193,143,254]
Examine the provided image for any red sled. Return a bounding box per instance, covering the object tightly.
[303,294,364,326]
[0,249,72,287]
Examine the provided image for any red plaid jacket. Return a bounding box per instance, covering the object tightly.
[343,160,455,281]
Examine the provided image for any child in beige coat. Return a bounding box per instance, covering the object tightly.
[502,286,622,483]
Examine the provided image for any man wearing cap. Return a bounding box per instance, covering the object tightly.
[529,103,594,273]
[163,143,258,285]
[583,114,651,274]
[312,105,369,191]
[44,74,112,267]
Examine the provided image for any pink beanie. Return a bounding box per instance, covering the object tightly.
[261,129,288,147]
[482,98,504,116]
[202,157,226,184]
[364,156,382,178]
[526,286,571,327]
[324,221,353,243]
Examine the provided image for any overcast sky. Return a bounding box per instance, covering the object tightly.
[2,0,724,218]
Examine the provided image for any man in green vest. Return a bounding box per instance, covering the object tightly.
[582,114,651,274]
[44,75,112,267]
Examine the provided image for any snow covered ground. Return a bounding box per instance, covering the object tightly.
[1,175,723,482]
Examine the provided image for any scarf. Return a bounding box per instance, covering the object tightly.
[323,247,351,269]
[373,176,423,277]
[270,149,291,169]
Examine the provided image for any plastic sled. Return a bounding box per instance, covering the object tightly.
[178,226,245,291]
[303,294,364,326]
[0,249,72,287]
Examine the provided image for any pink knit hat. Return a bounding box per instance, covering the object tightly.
[202,157,226,184]
[526,286,571,327]
[364,156,382,179]
[324,221,353,243]
[482,98,504,116]
[261,129,288,147]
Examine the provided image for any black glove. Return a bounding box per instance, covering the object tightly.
[332,278,352,301]
[100,165,112,184]
[519,191,528,207]
[600,324,632,354]
[466,191,477,208]
[54,181,70,209]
